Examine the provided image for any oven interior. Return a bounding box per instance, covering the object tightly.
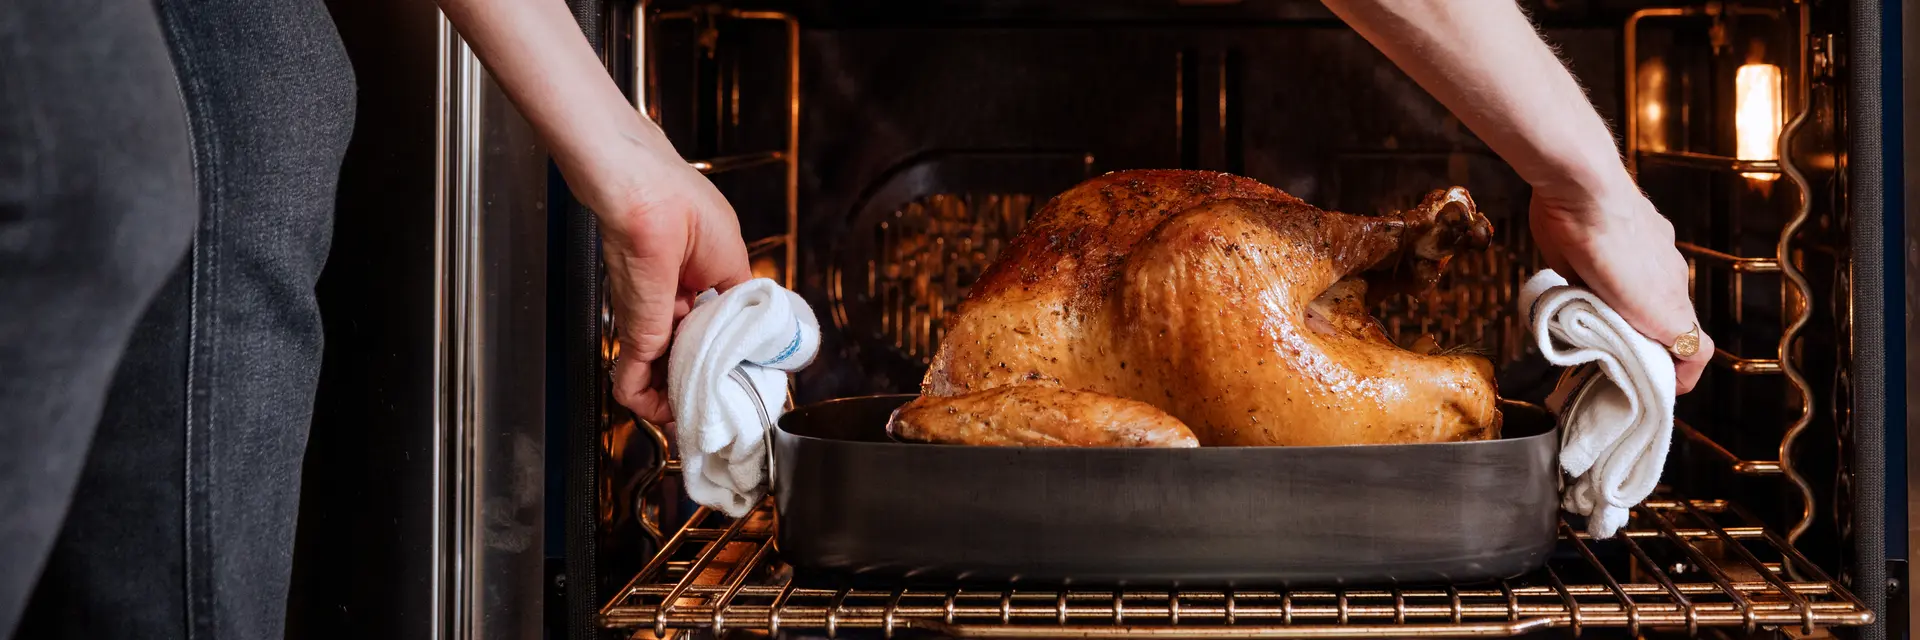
[569,1,1883,638]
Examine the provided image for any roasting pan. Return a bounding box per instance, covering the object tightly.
[770,394,1561,586]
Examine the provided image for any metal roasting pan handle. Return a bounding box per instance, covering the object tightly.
[726,366,778,494]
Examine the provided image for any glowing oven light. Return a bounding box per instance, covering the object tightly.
[1734,63,1784,181]
[1635,58,1668,153]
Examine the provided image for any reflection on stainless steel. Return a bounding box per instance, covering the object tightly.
[437,15,550,640]
[430,17,463,640]
[599,499,1872,637]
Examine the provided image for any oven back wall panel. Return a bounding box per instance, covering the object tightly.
[785,25,1621,403]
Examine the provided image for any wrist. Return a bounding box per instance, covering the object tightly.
[556,115,679,191]
[1528,160,1644,222]
[553,107,672,168]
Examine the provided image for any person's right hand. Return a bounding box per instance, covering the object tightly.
[1530,186,1715,394]
[562,135,753,424]
[430,0,755,423]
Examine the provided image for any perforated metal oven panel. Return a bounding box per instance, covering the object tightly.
[849,192,1035,364]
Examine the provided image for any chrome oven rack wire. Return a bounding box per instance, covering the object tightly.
[599,497,1871,639]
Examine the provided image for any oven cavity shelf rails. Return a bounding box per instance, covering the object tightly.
[631,3,798,285]
[1623,3,1825,544]
[599,497,1872,639]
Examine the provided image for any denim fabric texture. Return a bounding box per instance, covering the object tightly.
[0,0,354,638]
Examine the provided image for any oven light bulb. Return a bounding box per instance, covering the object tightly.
[1734,63,1783,181]
[1636,58,1669,153]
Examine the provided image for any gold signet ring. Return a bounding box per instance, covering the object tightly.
[1669,324,1701,359]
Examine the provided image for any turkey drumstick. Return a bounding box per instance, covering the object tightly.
[893,170,1500,447]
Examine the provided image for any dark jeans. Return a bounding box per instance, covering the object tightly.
[0,0,353,638]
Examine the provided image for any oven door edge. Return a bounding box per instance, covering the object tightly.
[436,13,554,640]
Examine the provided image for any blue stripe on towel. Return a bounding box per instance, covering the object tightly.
[753,318,804,366]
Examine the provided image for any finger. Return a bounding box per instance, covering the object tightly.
[1615,293,1704,396]
[1674,330,1714,395]
[684,200,754,292]
[605,219,692,416]
[1565,225,1701,390]
[622,359,675,424]
[626,283,723,424]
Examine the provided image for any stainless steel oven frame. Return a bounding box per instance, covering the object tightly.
[290,0,1913,639]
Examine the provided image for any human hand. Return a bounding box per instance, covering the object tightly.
[431,0,753,422]
[1530,187,1714,394]
[564,136,752,423]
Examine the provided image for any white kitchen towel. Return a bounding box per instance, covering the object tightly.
[1518,269,1677,539]
[668,278,821,518]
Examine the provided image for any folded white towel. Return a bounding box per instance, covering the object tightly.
[1517,270,1676,539]
[668,278,821,518]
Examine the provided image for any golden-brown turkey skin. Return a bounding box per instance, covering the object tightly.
[919,170,1500,447]
[891,384,1200,447]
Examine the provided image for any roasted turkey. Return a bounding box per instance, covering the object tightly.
[890,169,1501,447]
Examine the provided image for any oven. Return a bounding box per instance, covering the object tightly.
[292,1,1909,639]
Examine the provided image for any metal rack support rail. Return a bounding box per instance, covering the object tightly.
[1622,3,1822,541]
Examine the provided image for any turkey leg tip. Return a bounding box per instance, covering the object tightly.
[1415,187,1493,255]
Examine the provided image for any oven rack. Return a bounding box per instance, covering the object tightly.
[599,497,1871,639]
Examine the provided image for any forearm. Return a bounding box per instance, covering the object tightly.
[435,0,675,182]
[1320,1,1636,204]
